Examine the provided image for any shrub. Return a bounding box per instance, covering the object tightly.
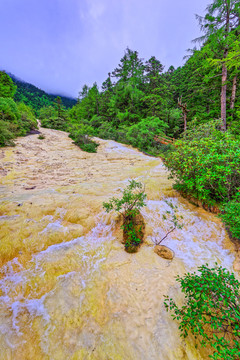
[0,99,37,139]
[71,134,99,153]
[126,116,168,154]
[0,120,15,147]
[103,180,147,252]
[165,122,240,205]
[38,105,57,120]
[38,134,45,140]
[68,123,99,153]
[97,123,125,142]
[41,116,67,131]
[219,194,240,239]
[0,71,16,98]
[0,97,20,122]
[16,102,37,135]
[164,264,240,360]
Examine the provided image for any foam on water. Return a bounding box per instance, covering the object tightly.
[0,133,238,360]
[143,198,234,270]
[39,219,69,235]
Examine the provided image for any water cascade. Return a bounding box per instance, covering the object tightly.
[0,127,238,359]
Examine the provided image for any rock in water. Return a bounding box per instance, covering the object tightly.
[154,245,174,260]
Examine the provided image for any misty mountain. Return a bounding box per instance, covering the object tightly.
[7,72,77,110]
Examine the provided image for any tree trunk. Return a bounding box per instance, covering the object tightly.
[183,112,187,132]
[230,74,237,110]
[221,63,227,131]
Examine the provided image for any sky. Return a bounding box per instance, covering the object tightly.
[0,0,210,98]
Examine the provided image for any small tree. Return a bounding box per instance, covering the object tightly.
[103,180,147,252]
[152,200,183,245]
[164,264,240,360]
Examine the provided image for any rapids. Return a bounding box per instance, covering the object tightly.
[0,127,239,360]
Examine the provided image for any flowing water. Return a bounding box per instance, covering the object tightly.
[0,127,239,360]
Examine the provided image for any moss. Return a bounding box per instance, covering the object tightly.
[123,210,145,253]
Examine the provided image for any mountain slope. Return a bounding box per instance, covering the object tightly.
[7,72,77,111]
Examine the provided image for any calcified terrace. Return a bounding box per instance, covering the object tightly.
[0,127,238,360]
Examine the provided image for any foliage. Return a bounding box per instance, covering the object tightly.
[68,123,99,152]
[103,180,147,252]
[165,121,240,205]
[16,102,37,134]
[0,97,20,122]
[0,97,37,145]
[103,180,147,219]
[126,116,168,153]
[219,194,240,239]
[152,200,184,245]
[38,134,45,140]
[164,264,240,360]
[0,71,16,98]
[38,105,57,120]
[0,120,15,147]
[122,217,144,252]
[112,47,145,86]
[41,116,67,131]
[9,73,77,111]
[70,133,99,153]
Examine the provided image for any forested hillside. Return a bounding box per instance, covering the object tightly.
[38,0,239,155]
[39,0,240,248]
[0,71,37,146]
[8,73,77,111]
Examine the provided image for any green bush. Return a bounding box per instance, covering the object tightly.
[71,134,99,153]
[41,116,67,131]
[69,123,96,138]
[220,194,240,239]
[16,102,37,135]
[38,105,57,120]
[38,134,45,140]
[103,180,146,252]
[164,264,240,360]
[0,97,20,122]
[0,98,37,138]
[97,123,122,141]
[165,122,240,205]
[68,123,99,152]
[126,116,168,154]
[0,120,15,147]
[0,71,16,98]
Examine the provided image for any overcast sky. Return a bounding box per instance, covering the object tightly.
[0,0,210,98]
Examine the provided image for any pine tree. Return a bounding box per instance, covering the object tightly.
[195,0,240,131]
[112,48,145,87]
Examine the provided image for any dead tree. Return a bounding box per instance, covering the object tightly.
[178,97,189,132]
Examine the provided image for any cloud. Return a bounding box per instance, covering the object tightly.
[0,0,209,97]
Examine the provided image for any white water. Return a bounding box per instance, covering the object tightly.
[0,129,238,359]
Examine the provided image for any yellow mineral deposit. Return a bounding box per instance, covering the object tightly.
[0,127,239,360]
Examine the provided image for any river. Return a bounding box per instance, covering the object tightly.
[0,126,239,360]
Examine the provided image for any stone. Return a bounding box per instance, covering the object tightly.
[154,245,174,260]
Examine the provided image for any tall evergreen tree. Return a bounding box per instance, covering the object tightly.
[195,0,240,130]
[112,48,145,87]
